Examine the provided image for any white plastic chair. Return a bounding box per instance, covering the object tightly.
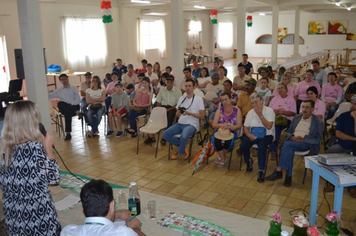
[326,102,351,126]
[137,107,167,157]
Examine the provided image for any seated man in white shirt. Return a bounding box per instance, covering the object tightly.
[61,179,145,236]
[163,79,205,160]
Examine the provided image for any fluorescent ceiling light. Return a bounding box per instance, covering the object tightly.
[259,12,266,15]
[194,5,206,9]
[131,0,150,3]
[347,7,351,10]
[335,2,341,6]
[141,9,169,16]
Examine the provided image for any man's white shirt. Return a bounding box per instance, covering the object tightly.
[176,95,204,131]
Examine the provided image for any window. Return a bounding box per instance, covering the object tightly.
[62,17,107,69]
[218,22,233,49]
[137,19,166,59]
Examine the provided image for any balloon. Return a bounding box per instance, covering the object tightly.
[101,9,112,15]
[211,19,217,24]
[100,1,111,10]
[102,15,113,23]
[210,15,217,20]
[210,10,217,15]
[247,23,252,27]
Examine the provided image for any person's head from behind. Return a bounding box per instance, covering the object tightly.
[312,60,320,72]
[91,76,102,89]
[221,93,232,107]
[301,100,315,118]
[259,77,269,89]
[281,74,290,85]
[165,75,175,90]
[328,72,337,84]
[250,93,263,109]
[105,73,111,81]
[183,67,192,79]
[218,66,226,77]
[211,72,219,85]
[185,79,195,95]
[80,179,115,220]
[278,67,286,75]
[115,82,124,94]
[305,69,314,81]
[165,66,172,74]
[277,83,288,97]
[306,86,318,102]
[213,60,219,69]
[147,63,153,72]
[238,65,246,74]
[350,95,356,111]
[223,80,232,93]
[242,53,248,62]
[1,101,42,166]
[59,74,69,87]
[141,59,147,68]
[111,72,119,81]
[200,67,209,78]
[116,58,122,67]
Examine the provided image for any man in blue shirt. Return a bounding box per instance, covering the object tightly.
[112,58,127,82]
[191,62,201,79]
[238,54,254,76]
[312,60,327,87]
[48,74,81,140]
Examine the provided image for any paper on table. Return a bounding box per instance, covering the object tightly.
[55,194,81,212]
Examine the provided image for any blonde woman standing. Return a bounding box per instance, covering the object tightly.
[0,100,61,235]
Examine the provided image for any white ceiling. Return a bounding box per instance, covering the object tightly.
[34,0,356,14]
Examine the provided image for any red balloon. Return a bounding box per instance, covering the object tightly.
[101,1,111,9]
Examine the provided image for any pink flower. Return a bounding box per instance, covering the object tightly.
[307,225,320,236]
[326,211,340,222]
[271,212,282,223]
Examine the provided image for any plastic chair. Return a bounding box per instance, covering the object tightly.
[326,102,351,126]
[295,150,311,184]
[137,107,167,157]
[50,99,65,137]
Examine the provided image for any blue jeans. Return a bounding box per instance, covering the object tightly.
[209,108,217,120]
[162,123,197,155]
[105,96,111,113]
[80,97,88,113]
[278,140,310,177]
[240,135,273,171]
[270,120,291,152]
[129,109,147,132]
[129,91,136,100]
[87,107,105,133]
[326,104,339,120]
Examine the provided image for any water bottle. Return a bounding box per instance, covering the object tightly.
[128,182,141,216]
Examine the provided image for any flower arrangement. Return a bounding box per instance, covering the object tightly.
[293,214,309,228]
[307,225,320,236]
[271,212,282,223]
[326,211,340,222]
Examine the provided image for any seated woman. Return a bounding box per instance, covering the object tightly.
[321,72,343,120]
[86,76,106,137]
[126,77,153,137]
[240,93,275,183]
[197,67,211,93]
[299,86,326,120]
[212,93,242,168]
[269,83,296,160]
[256,77,271,106]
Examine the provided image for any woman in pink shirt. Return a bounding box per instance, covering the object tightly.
[294,69,321,113]
[269,83,296,160]
[272,74,294,98]
[126,77,153,137]
[299,86,326,120]
[321,72,343,120]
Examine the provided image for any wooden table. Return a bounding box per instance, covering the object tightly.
[46,72,86,91]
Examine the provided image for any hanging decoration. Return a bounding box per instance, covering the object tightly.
[247,15,253,27]
[210,10,217,24]
[101,1,113,23]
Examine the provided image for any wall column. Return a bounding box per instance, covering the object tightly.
[170,0,184,84]
[17,0,51,132]
[271,5,279,62]
[236,0,246,60]
[293,8,300,58]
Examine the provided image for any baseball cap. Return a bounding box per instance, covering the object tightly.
[245,78,256,86]
[166,75,175,81]
[85,72,92,77]
[115,81,123,87]
[351,94,356,102]
[193,62,198,67]
[211,72,219,79]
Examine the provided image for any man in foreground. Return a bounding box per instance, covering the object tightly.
[61,179,145,236]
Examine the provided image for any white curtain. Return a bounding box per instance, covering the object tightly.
[158,19,166,59]
[218,22,233,50]
[62,17,107,70]
[137,18,146,61]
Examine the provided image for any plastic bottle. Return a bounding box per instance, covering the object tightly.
[128,182,141,216]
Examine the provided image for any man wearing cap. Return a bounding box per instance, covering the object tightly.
[191,62,201,79]
[112,58,127,82]
[136,59,148,75]
[48,74,81,141]
[205,72,224,118]
[122,64,137,96]
[238,54,254,76]
[233,64,251,95]
[323,95,356,197]
[146,75,181,145]
[237,78,257,119]
[79,72,92,115]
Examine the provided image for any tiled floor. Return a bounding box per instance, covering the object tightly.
[52,58,356,234]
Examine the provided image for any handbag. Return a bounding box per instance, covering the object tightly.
[275,116,288,127]
[250,127,266,139]
[129,106,145,113]
[89,104,103,110]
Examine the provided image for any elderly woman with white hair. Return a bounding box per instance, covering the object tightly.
[240,93,275,183]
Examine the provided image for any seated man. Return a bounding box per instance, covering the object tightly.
[344,71,356,101]
[218,66,229,85]
[266,100,323,187]
[136,59,148,75]
[149,75,181,145]
[179,67,193,94]
[233,64,250,95]
[162,79,205,160]
[323,95,356,197]
[238,53,254,76]
[48,73,81,141]
[122,64,137,96]
[79,72,92,115]
[191,62,201,79]
[112,58,127,82]
[219,59,228,76]
[61,179,145,236]
[205,72,223,118]
[237,78,257,120]
[209,60,219,77]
